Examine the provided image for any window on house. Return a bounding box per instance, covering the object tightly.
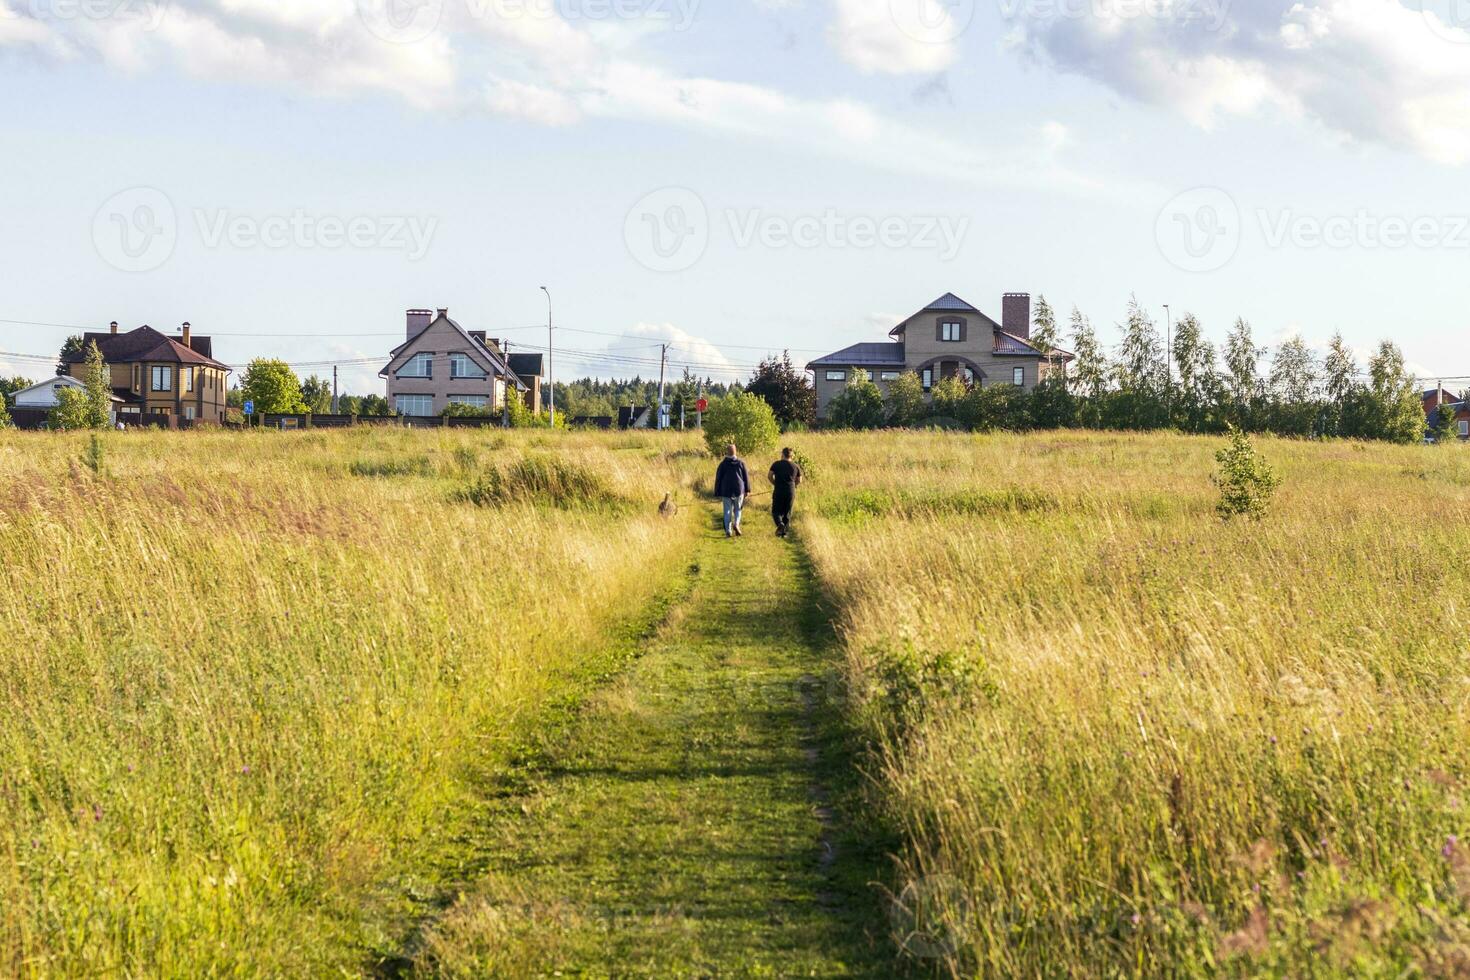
[855,369,871,382]
[448,395,488,409]
[941,321,963,342]
[151,366,172,392]
[184,406,196,421]
[449,353,486,379]
[395,394,434,417]
[185,368,194,393]
[1460,420,1468,438]
[1013,367,1026,387]
[921,369,933,390]
[399,353,433,378]
[880,371,901,382]
[825,370,846,382]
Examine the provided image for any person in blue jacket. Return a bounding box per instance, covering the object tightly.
[713,444,751,538]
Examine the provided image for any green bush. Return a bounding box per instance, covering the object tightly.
[702,392,779,458]
[1213,427,1282,521]
[827,375,886,430]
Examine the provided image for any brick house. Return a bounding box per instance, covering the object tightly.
[380,309,527,417]
[63,322,231,423]
[1423,388,1469,440]
[806,292,1072,420]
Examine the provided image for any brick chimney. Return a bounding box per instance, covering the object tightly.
[436,307,449,319]
[407,309,433,339]
[110,321,119,335]
[181,322,192,349]
[1003,293,1031,339]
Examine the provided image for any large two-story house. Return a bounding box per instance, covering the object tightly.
[64,322,231,422]
[807,292,1072,420]
[380,309,529,417]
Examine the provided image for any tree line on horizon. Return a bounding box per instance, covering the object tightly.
[21,316,1437,444]
[778,296,1435,445]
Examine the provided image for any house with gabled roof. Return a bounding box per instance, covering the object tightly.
[806,292,1074,420]
[1424,387,1470,441]
[380,309,528,417]
[62,321,231,423]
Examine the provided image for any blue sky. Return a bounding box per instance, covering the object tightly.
[2,0,1469,395]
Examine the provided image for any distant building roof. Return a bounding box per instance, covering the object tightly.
[507,353,544,378]
[70,326,228,370]
[807,342,907,369]
[889,294,999,338]
[925,292,982,312]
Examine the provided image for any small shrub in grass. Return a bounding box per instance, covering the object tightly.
[702,392,779,458]
[1213,427,1281,521]
[460,455,623,510]
[869,640,997,737]
[83,434,105,476]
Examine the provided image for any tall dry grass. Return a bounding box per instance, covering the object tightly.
[801,430,1470,976]
[0,426,700,976]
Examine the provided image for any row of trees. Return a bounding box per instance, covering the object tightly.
[814,297,1431,444]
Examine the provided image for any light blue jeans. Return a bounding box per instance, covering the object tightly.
[721,496,745,535]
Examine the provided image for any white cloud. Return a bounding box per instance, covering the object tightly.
[828,0,958,74]
[0,0,1116,195]
[602,322,744,381]
[1012,0,1470,164]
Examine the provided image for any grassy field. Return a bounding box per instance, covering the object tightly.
[0,427,702,976]
[4,425,1468,977]
[800,430,1470,977]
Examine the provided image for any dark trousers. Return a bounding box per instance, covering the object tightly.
[772,486,795,533]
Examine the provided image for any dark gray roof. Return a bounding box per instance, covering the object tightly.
[807,342,906,369]
[926,292,981,313]
[507,353,544,378]
[993,331,1047,356]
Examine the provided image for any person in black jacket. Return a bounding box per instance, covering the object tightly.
[767,448,803,537]
[713,444,751,538]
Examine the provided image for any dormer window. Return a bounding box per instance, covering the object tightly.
[449,353,486,380]
[400,353,433,378]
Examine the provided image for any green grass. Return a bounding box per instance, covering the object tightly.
[0,427,703,976]
[14,424,1467,976]
[406,518,895,977]
[800,429,1470,977]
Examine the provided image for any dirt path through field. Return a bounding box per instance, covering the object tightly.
[398,510,892,977]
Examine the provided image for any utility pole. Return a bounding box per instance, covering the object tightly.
[331,365,339,415]
[657,343,668,431]
[501,340,512,429]
[541,286,554,427]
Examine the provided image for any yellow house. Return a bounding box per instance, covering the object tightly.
[65,322,232,423]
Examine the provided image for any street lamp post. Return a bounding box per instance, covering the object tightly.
[1163,303,1172,419]
[541,286,554,428]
